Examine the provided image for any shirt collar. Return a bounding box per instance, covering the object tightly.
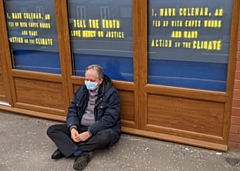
[88,89,98,96]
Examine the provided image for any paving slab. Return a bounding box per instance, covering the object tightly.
[0,111,240,171]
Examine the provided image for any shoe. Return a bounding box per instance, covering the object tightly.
[51,149,64,159]
[73,152,93,170]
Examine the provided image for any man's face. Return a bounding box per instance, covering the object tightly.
[85,69,103,86]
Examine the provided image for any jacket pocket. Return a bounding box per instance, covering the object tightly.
[96,103,108,119]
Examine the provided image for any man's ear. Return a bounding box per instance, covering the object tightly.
[99,78,103,84]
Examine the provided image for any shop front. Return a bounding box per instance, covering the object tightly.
[0,0,239,151]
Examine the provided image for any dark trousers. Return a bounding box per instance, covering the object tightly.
[47,124,112,157]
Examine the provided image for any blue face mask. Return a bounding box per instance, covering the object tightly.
[84,81,98,90]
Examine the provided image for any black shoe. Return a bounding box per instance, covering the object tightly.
[73,152,93,170]
[51,149,64,159]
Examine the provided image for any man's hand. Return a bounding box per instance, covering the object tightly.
[76,131,91,142]
[70,128,80,142]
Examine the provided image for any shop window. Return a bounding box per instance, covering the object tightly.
[148,0,233,91]
[36,6,44,15]
[4,0,60,74]
[68,0,133,82]
[120,6,132,18]
[100,6,110,19]
[77,6,86,20]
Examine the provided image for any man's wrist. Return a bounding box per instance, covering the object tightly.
[70,125,77,131]
[88,130,92,137]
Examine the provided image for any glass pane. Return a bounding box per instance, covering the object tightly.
[4,0,60,74]
[68,0,133,81]
[148,0,233,91]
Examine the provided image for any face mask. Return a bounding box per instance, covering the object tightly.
[84,81,98,90]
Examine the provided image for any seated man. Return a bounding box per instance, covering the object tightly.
[47,64,122,170]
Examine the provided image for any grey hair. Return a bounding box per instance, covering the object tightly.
[86,64,104,79]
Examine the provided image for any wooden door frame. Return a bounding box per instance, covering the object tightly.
[0,0,71,118]
[136,0,239,151]
[0,0,238,151]
[0,0,13,106]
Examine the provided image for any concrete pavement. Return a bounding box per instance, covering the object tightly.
[1,110,240,171]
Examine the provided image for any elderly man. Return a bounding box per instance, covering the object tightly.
[47,64,122,170]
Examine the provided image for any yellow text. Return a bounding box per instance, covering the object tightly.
[192,40,221,50]
[151,39,172,48]
[179,8,209,16]
[159,8,176,16]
